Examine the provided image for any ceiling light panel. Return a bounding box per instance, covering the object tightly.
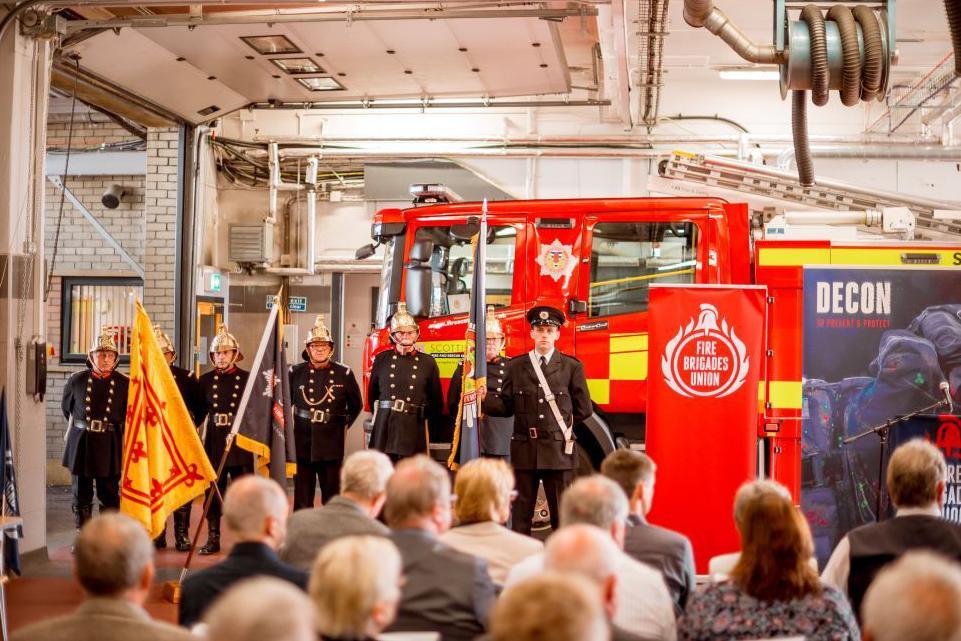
[271,57,325,75]
[297,77,345,91]
[240,35,301,55]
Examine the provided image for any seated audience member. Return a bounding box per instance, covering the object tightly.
[492,573,610,641]
[281,450,393,570]
[12,514,195,641]
[823,439,961,618]
[507,475,675,641]
[203,577,315,641]
[310,535,404,641]
[601,449,695,614]
[179,475,307,628]
[546,524,655,641]
[384,454,497,641]
[678,480,859,641]
[861,551,961,641]
[440,457,543,585]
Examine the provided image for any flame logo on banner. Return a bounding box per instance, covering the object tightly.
[662,303,750,398]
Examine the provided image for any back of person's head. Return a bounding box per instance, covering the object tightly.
[341,450,394,499]
[204,577,315,641]
[730,479,820,601]
[310,535,403,639]
[74,513,154,597]
[453,457,514,525]
[887,439,947,509]
[600,449,656,500]
[223,475,288,541]
[492,572,610,641]
[862,551,961,641]
[384,454,451,528]
[559,475,628,534]
[544,524,618,585]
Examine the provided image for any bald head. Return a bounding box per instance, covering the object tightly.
[205,577,315,641]
[223,475,289,544]
[545,524,618,584]
[74,513,154,600]
[384,455,452,532]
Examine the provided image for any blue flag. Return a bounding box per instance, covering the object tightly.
[1,390,22,576]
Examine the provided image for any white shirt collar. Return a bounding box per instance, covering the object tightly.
[896,503,942,518]
[531,348,555,364]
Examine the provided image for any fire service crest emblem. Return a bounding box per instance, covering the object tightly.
[661,303,750,398]
[536,238,576,286]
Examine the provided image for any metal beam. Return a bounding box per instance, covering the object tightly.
[47,175,146,278]
[62,6,598,33]
[45,151,146,176]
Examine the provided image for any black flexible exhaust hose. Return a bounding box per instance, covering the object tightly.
[854,5,884,101]
[947,0,961,76]
[801,5,830,106]
[827,5,861,106]
[792,90,815,187]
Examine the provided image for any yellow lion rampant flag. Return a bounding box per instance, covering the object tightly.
[120,301,216,538]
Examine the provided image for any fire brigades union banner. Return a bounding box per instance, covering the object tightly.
[646,284,766,573]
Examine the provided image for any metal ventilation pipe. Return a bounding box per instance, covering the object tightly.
[683,0,783,64]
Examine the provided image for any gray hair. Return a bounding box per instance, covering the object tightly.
[204,577,315,641]
[74,513,154,596]
[544,524,618,585]
[559,475,629,530]
[491,572,609,641]
[341,450,394,499]
[887,439,947,508]
[862,551,961,641]
[733,479,792,527]
[223,475,289,539]
[310,536,403,638]
[384,454,451,527]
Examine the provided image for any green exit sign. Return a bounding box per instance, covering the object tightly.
[209,273,222,292]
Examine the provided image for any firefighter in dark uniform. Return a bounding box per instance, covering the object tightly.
[489,306,592,535]
[153,328,209,551]
[447,307,514,460]
[61,326,130,534]
[197,325,253,555]
[290,315,362,510]
[368,302,444,462]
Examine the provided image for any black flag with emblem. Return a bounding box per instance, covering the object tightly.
[1,390,22,576]
[232,296,297,485]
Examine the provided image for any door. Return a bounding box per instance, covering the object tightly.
[196,298,224,375]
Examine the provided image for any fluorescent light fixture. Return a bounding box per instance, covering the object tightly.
[718,69,779,81]
[271,57,325,75]
[240,35,301,55]
[297,77,345,92]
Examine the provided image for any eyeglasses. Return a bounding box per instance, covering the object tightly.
[509,490,519,503]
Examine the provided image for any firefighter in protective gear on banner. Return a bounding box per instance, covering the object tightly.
[448,307,514,460]
[62,326,130,534]
[197,325,252,554]
[368,302,443,462]
[289,315,362,510]
[152,328,209,551]
[487,306,592,534]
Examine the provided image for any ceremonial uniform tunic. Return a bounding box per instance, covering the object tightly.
[61,368,130,512]
[198,366,253,518]
[368,349,443,459]
[170,365,208,517]
[488,351,592,533]
[447,356,513,459]
[289,359,362,509]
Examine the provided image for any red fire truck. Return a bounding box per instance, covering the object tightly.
[361,182,961,500]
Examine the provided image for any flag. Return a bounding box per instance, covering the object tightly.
[449,202,488,470]
[121,301,217,538]
[233,293,297,485]
[1,390,22,576]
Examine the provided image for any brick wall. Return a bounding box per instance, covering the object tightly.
[46,117,140,150]
[143,128,180,334]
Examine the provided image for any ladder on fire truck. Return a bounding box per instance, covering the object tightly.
[653,151,961,241]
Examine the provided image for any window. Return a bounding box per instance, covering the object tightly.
[588,221,698,318]
[60,277,143,363]
[412,225,517,318]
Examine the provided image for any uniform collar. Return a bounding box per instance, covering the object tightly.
[309,360,331,370]
[531,348,555,365]
[217,365,237,375]
[394,347,417,357]
[91,369,113,380]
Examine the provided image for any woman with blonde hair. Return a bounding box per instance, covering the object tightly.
[679,480,859,641]
[309,535,403,641]
[440,458,543,585]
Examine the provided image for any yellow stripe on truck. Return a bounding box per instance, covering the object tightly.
[768,380,803,410]
[587,379,610,405]
[830,248,959,266]
[757,247,831,267]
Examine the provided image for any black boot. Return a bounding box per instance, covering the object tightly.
[174,508,192,552]
[198,518,220,555]
[154,526,168,550]
[71,505,93,554]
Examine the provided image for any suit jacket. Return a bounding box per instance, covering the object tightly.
[12,598,196,641]
[280,495,389,570]
[179,541,308,628]
[439,521,543,586]
[624,513,696,615]
[387,528,496,641]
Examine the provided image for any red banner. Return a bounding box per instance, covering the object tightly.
[646,285,766,573]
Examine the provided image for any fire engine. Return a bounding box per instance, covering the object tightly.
[360,152,961,501]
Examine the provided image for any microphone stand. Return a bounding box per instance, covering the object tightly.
[843,397,949,522]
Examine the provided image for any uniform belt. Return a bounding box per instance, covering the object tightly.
[212,413,233,427]
[376,399,425,417]
[294,407,345,423]
[75,419,116,433]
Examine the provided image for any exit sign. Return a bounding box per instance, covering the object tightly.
[209,273,222,292]
[266,295,309,312]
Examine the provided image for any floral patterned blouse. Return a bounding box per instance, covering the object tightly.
[678,581,860,641]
